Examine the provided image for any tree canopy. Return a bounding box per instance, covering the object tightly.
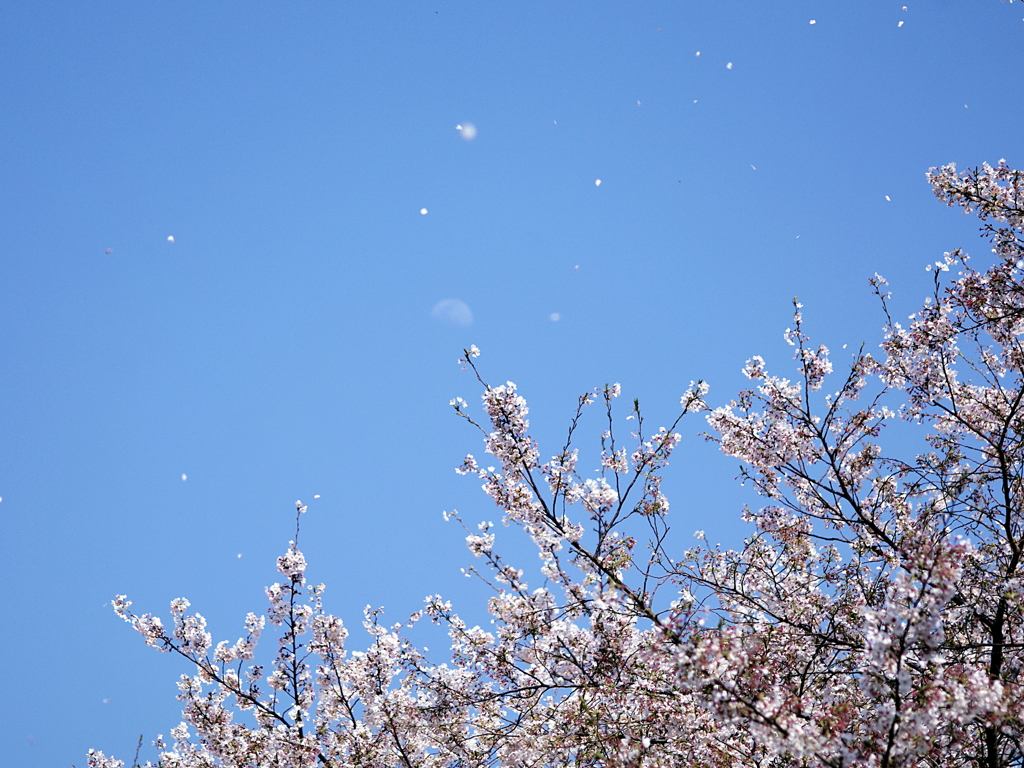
[90,159,1024,768]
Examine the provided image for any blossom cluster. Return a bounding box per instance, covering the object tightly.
[93,158,1024,768]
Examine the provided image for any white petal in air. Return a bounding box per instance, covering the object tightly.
[420,208,428,215]
[167,236,175,243]
[809,19,816,24]
[898,20,904,27]
[456,122,477,140]
[595,179,602,186]
[181,473,187,481]
[431,299,474,328]
[726,62,733,69]
[885,196,891,201]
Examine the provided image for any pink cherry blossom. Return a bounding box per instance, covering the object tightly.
[94,156,1024,768]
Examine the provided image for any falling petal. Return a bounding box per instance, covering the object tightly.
[457,123,477,140]
[167,236,175,243]
[726,62,733,69]
[809,19,816,24]
[420,208,428,215]
[885,196,891,201]
[431,299,473,328]
[181,473,187,481]
[898,20,904,27]
[105,248,113,254]
[595,179,602,186]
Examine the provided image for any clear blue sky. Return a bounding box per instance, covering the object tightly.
[2,2,1022,765]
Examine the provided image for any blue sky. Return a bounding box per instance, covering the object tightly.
[2,2,1022,765]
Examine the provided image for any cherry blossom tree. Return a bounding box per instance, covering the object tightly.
[88,159,1024,768]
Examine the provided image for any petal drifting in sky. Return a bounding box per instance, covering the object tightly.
[431,299,473,328]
